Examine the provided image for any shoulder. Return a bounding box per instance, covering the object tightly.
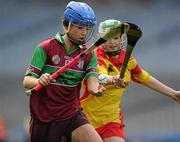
[39,38,57,48]
[37,37,63,53]
[95,46,108,59]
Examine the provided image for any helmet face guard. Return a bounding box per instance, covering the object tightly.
[98,19,127,56]
[63,1,96,45]
[66,21,95,45]
[102,34,127,56]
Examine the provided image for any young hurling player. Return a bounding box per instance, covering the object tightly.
[81,19,180,142]
[23,1,105,142]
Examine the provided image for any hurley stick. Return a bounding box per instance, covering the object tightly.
[25,23,130,96]
[120,22,142,78]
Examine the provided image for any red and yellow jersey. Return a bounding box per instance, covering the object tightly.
[81,46,152,128]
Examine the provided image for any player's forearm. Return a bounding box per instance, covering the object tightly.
[23,76,39,89]
[144,76,176,97]
[87,76,99,93]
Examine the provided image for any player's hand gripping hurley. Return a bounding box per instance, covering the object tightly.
[120,22,143,78]
[25,23,130,96]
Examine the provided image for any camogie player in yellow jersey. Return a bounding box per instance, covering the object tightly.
[81,19,180,142]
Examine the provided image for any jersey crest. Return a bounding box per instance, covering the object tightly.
[52,54,60,64]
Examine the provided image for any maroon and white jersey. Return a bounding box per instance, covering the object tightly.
[25,32,98,122]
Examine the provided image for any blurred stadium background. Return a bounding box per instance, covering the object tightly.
[0,0,180,141]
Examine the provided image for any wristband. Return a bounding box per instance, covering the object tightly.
[98,74,108,84]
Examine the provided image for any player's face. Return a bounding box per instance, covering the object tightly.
[69,23,92,42]
[103,35,122,52]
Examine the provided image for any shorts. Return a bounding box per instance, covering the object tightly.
[96,113,125,139]
[30,110,88,142]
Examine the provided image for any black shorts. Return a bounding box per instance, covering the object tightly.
[30,110,88,142]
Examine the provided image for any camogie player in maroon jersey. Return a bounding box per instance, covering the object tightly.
[23,1,105,142]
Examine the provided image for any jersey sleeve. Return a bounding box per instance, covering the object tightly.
[25,45,47,78]
[132,69,152,84]
[84,52,98,80]
[130,57,152,84]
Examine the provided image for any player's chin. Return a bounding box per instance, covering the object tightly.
[79,37,86,41]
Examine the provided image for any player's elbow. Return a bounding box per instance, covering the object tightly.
[23,77,28,89]
[22,76,36,89]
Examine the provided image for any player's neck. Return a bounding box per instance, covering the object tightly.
[63,35,74,50]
